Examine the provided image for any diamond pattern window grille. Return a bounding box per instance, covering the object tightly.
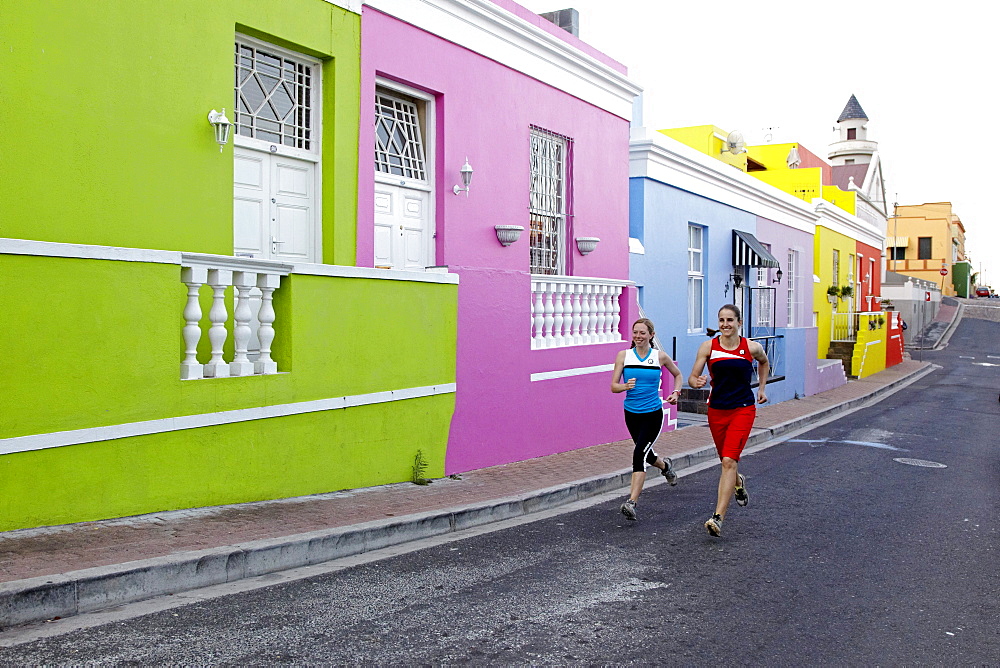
[234,42,313,150]
[529,127,570,276]
[374,93,426,181]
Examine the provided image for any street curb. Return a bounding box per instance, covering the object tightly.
[0,362,935,629]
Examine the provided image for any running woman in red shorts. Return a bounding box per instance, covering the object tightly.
[688,304,769,537]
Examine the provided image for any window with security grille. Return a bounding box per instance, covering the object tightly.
[374,92,427,181]
[530,127,570,275]
[688,224,704,332]
[235,41,314,150]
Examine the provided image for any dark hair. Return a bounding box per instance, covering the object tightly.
[718,303,743,321]
[630,318,657,349]
[706,304,743,338]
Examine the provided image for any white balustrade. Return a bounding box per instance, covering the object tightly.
[530,276,632,349]
[179,255,291,380]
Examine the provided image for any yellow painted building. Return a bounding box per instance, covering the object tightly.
[885,202,966,296]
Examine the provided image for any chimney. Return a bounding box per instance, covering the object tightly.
[539,8,580,37]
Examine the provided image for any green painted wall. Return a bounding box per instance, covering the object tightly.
[1,253,457,530]
[0,0,360,264]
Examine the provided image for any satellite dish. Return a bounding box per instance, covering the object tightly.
[723,130,746,155]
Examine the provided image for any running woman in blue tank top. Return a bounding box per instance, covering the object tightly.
[611,318,684,521]
[688,304,769,537]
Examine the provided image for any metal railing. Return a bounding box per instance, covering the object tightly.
[749,334,784,386]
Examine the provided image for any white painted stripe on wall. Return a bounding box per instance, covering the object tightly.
[531,363,614,382]
[0,383,457,456]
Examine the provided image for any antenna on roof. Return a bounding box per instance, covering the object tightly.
[722,130,746,155]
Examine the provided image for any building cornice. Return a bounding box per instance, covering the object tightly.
[629,128,818,234]
[813,200,884,248]
[324,0,362,13]
[364,0,641,119]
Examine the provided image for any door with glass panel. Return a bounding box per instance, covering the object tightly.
[373,89,432,270]
[232,37,319,263]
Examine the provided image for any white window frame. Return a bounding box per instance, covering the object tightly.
[787,248,799,327]
[234,35,321,163]
[687,224,704,333]
[832,249,840,288]
[373,78,435,193]
[529,127,569,276]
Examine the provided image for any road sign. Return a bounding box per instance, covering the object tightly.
[926,291,931,301]
[940,267,948,276]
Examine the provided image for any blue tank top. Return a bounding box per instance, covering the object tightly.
[622,347,663,413]
[707,337,756,409]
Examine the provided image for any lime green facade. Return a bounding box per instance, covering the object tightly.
[1,2,458,531]
[1,0,359,263]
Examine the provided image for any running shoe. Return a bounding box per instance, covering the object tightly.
[661,457,678,486]
[734,473,749,507]
[705,513,723,536]
[621,498,637,521]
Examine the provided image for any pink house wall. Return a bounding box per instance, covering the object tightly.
[360,8,637,473]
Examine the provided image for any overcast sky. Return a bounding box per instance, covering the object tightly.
[519,0,997,288]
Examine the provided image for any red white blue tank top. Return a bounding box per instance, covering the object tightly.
[707,337,755,409]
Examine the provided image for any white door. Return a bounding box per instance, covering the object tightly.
[234,147,316,262]
[374,182,430,270]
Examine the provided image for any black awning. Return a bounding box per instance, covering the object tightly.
[733,229,780,268]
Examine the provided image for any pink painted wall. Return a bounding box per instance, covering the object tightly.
[360,7,636,473]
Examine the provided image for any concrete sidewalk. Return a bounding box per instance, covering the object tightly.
[0,359,938,629]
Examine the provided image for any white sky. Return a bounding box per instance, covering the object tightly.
[519,0,998,287]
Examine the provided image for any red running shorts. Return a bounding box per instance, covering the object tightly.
[707,405,757,461]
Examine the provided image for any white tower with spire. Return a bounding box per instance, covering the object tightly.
[828,94,877,166]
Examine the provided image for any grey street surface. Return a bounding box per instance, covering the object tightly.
[1,314,997,664]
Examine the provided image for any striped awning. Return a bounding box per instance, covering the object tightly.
[885,236,909,247]
[732,230,780,268]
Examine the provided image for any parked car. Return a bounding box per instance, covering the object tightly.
[975,287,991,297]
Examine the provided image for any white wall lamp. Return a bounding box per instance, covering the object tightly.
[453,158,473,196]
[495,225,524,246]
[576,237,600,255]
[208,108,232,152]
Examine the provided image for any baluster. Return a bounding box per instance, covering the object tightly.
[203,269,232,378]
[551,283,566,347]
[579,284,592,344]
[590,288,601,343]
[610,285,622,341]
[180,266,207,380]
[532,283,545,350]
[230,271,257,376]
[594,286,608,342]
[255,272,281,374]
[543,285,555,348]
[570,284,583,345]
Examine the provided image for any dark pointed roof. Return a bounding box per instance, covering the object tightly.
[837,94,868,122]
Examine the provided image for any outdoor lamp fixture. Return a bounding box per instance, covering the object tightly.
[208,109,231,152]
[453,158,473,196]
[772,268,783,284]
[730,273,744,289]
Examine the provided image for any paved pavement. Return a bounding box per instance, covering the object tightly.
[0,315,957,628]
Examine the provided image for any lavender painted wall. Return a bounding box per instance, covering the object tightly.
[360,7,636,473]
[756,216,846,397]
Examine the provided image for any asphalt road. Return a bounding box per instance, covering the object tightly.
[2,318,998,664]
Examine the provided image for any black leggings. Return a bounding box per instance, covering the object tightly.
[624,408,663,473]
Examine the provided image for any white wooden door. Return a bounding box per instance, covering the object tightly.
[374,182,430,270]
[234,146,316,262]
